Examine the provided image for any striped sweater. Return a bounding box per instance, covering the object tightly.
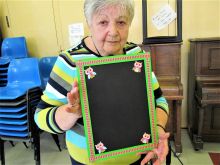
[34,38,169,164]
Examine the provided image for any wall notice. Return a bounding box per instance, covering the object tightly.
[69,23,84,47]
[152,4,177,30]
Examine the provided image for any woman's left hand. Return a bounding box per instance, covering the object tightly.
[138,128,170,165]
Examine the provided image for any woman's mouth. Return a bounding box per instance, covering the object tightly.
[107,40,119,43]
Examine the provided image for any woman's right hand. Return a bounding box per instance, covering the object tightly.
[66,80,82,118]
[55,80,82,131]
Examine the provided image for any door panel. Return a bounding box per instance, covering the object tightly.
[2,0,60,57]
[53,0,88,51]
[0,0,13,38]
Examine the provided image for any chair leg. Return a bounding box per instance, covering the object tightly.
[23,142,28,148]
[51,134,61,151]
[33,129,40,165]
[166,141,171,165]
[0,139,5,165]
[9,141,15,147]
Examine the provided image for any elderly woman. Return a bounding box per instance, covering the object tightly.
[35,0,169,164]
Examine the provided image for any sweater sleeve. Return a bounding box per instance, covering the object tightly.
[152,72,169,114]
[34,52,77,134]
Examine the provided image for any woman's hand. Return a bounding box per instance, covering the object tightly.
[66,80,82,117]
[139,127,170,165]
[55,80,82,130]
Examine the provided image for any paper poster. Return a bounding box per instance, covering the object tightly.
[152,4,177,30]
[68,23,84,47]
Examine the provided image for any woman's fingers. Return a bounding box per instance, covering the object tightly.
[66,103,81,115]
[140,132,170,165]
[140,151,156,165]
[70,81,80,99]
[68,80,80,105]
[159,132,170,141]
[154,144,166,163]
[66,80,82,116]
[154,132,170,163]
[136,151,148,155]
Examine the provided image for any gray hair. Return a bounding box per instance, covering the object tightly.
[84,0,134,25]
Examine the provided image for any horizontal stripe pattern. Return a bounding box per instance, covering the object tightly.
[50,72,72,91]
[156,97,169,114]
[34,107,57,134]
[66,129,87,149]
[34,39,169,164]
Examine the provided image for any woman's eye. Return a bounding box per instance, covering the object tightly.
[99,21,108,25]
[117,21,126,26]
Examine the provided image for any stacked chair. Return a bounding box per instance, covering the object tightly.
[0,37,60,165]
[0,37,28,88]
[0,58,42,165]
[1,37,28,59]
[0,57,10,87]
[39,56,57,89]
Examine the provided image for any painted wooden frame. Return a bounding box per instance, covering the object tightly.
[142,0,182,44]
[76,53,158,162]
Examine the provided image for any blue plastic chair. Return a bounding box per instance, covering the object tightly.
[0,87,42,164]
[0,58,42,165]
[0,105,27,113]
[0,57,10,87]
[0,57,10,66]
[0,130,28,137]
[0,88,41,138]
[0,57,61,165]
[0,112,27,118]
[0,88,41,137]
[0,58,42,100]
[1,37,28,59]
[0,119,27,125]
[0,124,28,131]
[0,118,28,138]
[39,56,57,89]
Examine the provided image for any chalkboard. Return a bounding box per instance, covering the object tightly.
[76,53,158,162]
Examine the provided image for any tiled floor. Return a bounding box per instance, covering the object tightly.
[170,129,220,165]
[2,129,220,165]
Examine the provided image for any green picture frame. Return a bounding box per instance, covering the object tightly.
[75,53,158,162]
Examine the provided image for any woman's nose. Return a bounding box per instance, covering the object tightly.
[108,23,118,36]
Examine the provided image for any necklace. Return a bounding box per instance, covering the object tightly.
[91,36,101,56]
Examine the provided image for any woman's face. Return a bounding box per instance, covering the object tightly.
[89,5,130,56]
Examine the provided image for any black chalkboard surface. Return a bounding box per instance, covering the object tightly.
[76,53,158,162]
